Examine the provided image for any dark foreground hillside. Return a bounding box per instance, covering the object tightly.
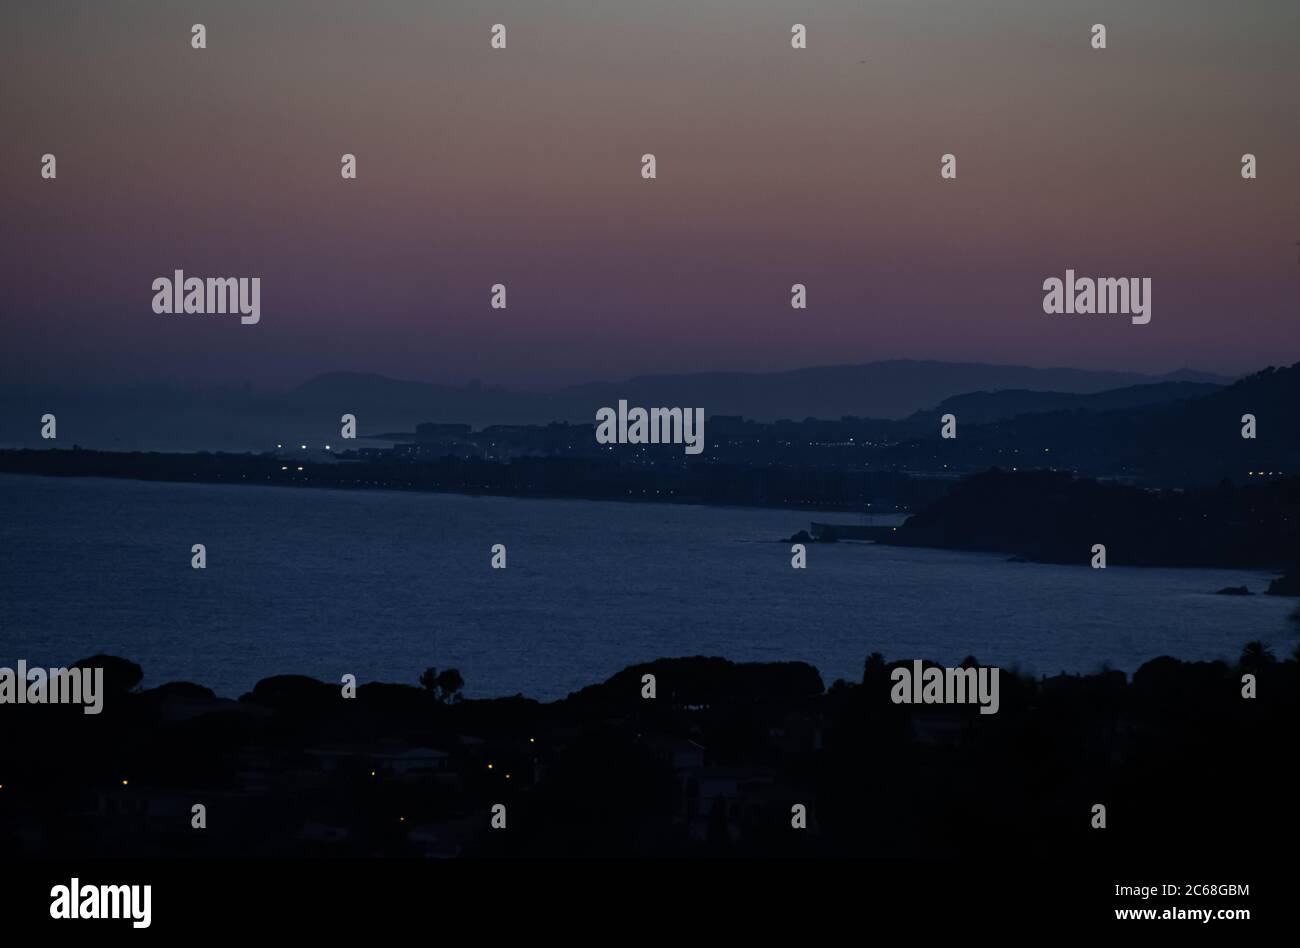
[2,649,1296,860]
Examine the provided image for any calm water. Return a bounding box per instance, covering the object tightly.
[0,474,1294,700]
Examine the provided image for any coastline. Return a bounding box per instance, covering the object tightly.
[0,448,902,515]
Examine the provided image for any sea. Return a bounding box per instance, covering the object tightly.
[0,473,1293,700]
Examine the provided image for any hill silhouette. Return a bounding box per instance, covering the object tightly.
[895,363,1300,483]
[903,379,1220,429]
[0,360,1234,452]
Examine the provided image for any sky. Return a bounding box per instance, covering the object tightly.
[2,0,1298,390]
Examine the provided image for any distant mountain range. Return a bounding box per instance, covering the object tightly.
[4,362,1297,490]
[902,380,1223,430]
[296,361,1230,427]
[902,363,1300,483]
[0,360,1238,453]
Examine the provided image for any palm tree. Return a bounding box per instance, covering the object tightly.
[1239,641,1276,672]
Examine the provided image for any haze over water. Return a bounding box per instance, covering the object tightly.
[1,474,1291,700]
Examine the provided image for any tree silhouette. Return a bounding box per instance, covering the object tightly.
[861,652,886,684]
[435,668,464,704]
[74,654,143,695]
[1239,641,1276,672]
[419,666,465,704]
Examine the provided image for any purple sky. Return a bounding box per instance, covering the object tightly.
[2,0,1298,389]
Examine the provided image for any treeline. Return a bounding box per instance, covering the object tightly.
[1,649,1296,859]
